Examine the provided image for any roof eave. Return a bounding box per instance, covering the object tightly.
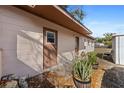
[15,5,92,37]
[54,5,92,34]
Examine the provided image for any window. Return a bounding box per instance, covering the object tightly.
[91,41,94,47]
[75,37,79,53]
[89,40,91,46]
[82,38,86,49]
[84,38,87,48]
[46,31,56,44]
[88,40,90,45]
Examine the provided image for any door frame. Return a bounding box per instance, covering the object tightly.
[43,27,58,69]
[75,36,79,55]
[0,49,2,78]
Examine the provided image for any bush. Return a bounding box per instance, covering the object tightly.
[87,52,97,65]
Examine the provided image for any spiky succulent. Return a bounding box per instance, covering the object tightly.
[73,57,92,81]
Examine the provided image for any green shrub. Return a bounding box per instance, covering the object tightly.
[87,52,97,65]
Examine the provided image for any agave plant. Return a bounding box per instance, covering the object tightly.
[87,52,97,65]
[73,57,92,82]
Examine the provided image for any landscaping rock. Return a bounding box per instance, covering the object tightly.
[102,67,124,88]
[27,73,56,88]
[0,81,7,88]
[18,77,28,88]
[5,80,18,88]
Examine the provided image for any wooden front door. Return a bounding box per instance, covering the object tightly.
[75,37,79,55]
[43,28,57,69]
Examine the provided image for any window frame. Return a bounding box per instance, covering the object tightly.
[46,31,56,44]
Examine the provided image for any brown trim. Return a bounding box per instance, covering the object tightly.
[0,48,3,77]
[43,27,58,46]
[54,6,92,34]
[14,6,91,37]
[44,27,58,33]
[75,36,79,55]
[43,28,45,70]
[43,27,58,69]
[85,35,95,40]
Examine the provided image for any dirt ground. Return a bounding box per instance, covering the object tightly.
[42,57,115,88]
[1,48,124,88]
[95,48,112,54]
[27,48,116,88]
[24,48,124,88]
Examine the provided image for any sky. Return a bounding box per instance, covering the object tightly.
[68,5,124,38]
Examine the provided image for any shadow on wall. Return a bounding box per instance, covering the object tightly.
[2,28,44,78]
[54,52,76,77]
[16,29,44,77]
[3,29,85,78]
[1,6,82,78]
[16,29,75,77]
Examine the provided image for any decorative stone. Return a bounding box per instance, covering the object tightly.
[5,80,18,88]
[18,77,28,88]
[102,67,124,88]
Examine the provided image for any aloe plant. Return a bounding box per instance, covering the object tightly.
[73,57,92,82]
[87,52,97,65]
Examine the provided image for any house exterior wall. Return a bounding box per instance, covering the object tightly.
[83,37,94,53]
[0,6,94,78]
[86,38,92,52]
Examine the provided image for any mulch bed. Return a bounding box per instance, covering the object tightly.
[0,80,7,87]
[26,72,75,88]
[26,72,56,88]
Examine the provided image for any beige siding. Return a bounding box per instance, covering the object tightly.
[0,6,44,77]
[0,6,94,77]
[84,38,94,53]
